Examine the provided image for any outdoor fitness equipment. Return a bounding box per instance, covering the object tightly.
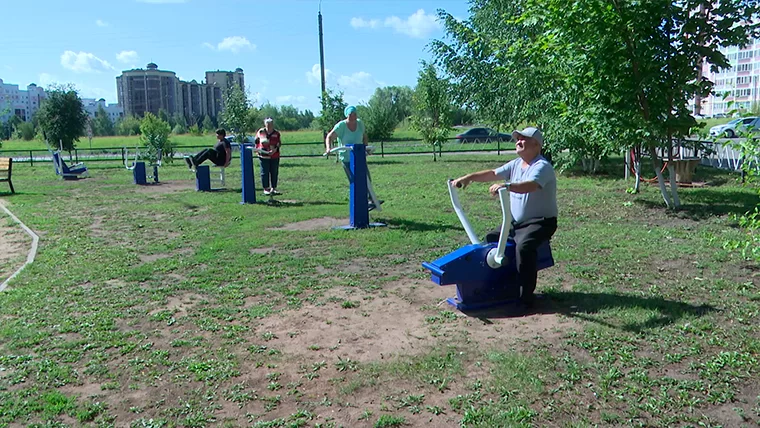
[194,142,233,193]
[421,180,554,311]
[125,147,161,185]
[325,144,385,230]
[49,140,88,180]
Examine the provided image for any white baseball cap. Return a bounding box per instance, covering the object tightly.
[264,117,273,123]
[512,127,543,145]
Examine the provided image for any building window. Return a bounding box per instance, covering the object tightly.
[734,88,751,97]
[739,50,754,60]
[738,63,753,72]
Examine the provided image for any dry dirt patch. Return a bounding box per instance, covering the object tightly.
[270,217,349,231]
[0,217,30,284]
[132,180,195,194]
[148,293,205,319]
[254,278,578,364]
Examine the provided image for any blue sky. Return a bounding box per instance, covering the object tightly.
[1,0,470,114]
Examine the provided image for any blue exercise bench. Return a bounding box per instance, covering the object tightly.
[52,151,89,180]
[422,180,554,311]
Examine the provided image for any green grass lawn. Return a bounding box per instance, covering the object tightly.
[0,129,448,151]
[0,154,758,427]
[0,128,513,163]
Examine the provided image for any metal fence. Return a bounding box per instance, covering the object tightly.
[0,138,514,166]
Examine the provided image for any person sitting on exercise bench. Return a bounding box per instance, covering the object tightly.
[185,129,231,170]
[452,127,557,309]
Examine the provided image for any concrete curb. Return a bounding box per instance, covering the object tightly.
[0,199,39,292]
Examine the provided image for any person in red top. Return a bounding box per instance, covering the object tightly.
[254,117,282,195]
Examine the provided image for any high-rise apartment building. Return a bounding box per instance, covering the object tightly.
[116,63,182,118]
[205,68,245,119]
[694,40,760,116]
[0,79,46,122]
[116,63,245,121]
[81,98,124,124]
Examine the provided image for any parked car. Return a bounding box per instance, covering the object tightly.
[454,127,512,143]
[709,116,760,138]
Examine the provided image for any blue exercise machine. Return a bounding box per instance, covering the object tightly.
[192,142,270,205]
[124,147,161,185]
[422,180,554,311]
[325,144,385,230]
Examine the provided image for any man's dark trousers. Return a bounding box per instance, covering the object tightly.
[192,148,223,166]
[485,217,557,304]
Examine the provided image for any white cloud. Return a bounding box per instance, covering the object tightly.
[136,0,187,3]
[275,95,307,105]
[36,73,114,101]
[306,63,334,85]
[350,17,380,29]
[337,71,376,90]
[116,50,139,65]
[351,9,441,39]
[96,19,109,27]
[60,51,115,73]
[38,73,59,88]
[203,36,255,53]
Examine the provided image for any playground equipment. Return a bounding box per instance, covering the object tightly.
[325,144,385,230]
[421,180,554,311]
[51,151,89,180]
[125,147,162,185]
[194,142,233,192]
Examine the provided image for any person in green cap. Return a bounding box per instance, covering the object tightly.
[324,105,382,211]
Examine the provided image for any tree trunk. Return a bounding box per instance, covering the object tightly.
[667,163,681,209]
[649,146,673,209]
[593,159,600,174]
[633,148,641,193]
[634,158,641,193]
[432,145,437,162]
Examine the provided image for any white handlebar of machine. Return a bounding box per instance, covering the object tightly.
[448,180,511,268]
[323,145,375,156]
[448,180,481,245]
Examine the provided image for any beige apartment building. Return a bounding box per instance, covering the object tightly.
[116,63,244,121]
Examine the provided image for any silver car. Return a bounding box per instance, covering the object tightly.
[709,116,760,138]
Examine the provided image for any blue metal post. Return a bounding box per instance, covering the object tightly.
[133,162,147,185]
[195,165,211,191]
[241,144,256,204]
[349,144,369,228]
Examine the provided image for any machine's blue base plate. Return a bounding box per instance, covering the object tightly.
[333,222,387,230]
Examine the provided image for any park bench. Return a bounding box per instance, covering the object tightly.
[0,157,14,194]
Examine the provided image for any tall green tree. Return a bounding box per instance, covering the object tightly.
[172,112,187,129]
[117,115,142,136]
[411,62,453,162]
[534,0,759,208]
[139,112,174,163]
[220,85,251,142]
[158,108,172,127]
[93,104,115,136]
[360,86,415,141]
[317,88,348,135]
[15,121,35,141]
[37,84,88,153]
[433,0,760,208]
[202,116,215,134]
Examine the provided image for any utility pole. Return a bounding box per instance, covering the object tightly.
[318,0,327,140]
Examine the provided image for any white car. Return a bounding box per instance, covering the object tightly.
[709,116,760,138]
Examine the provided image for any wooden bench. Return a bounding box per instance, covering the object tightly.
[0,157,14,194]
